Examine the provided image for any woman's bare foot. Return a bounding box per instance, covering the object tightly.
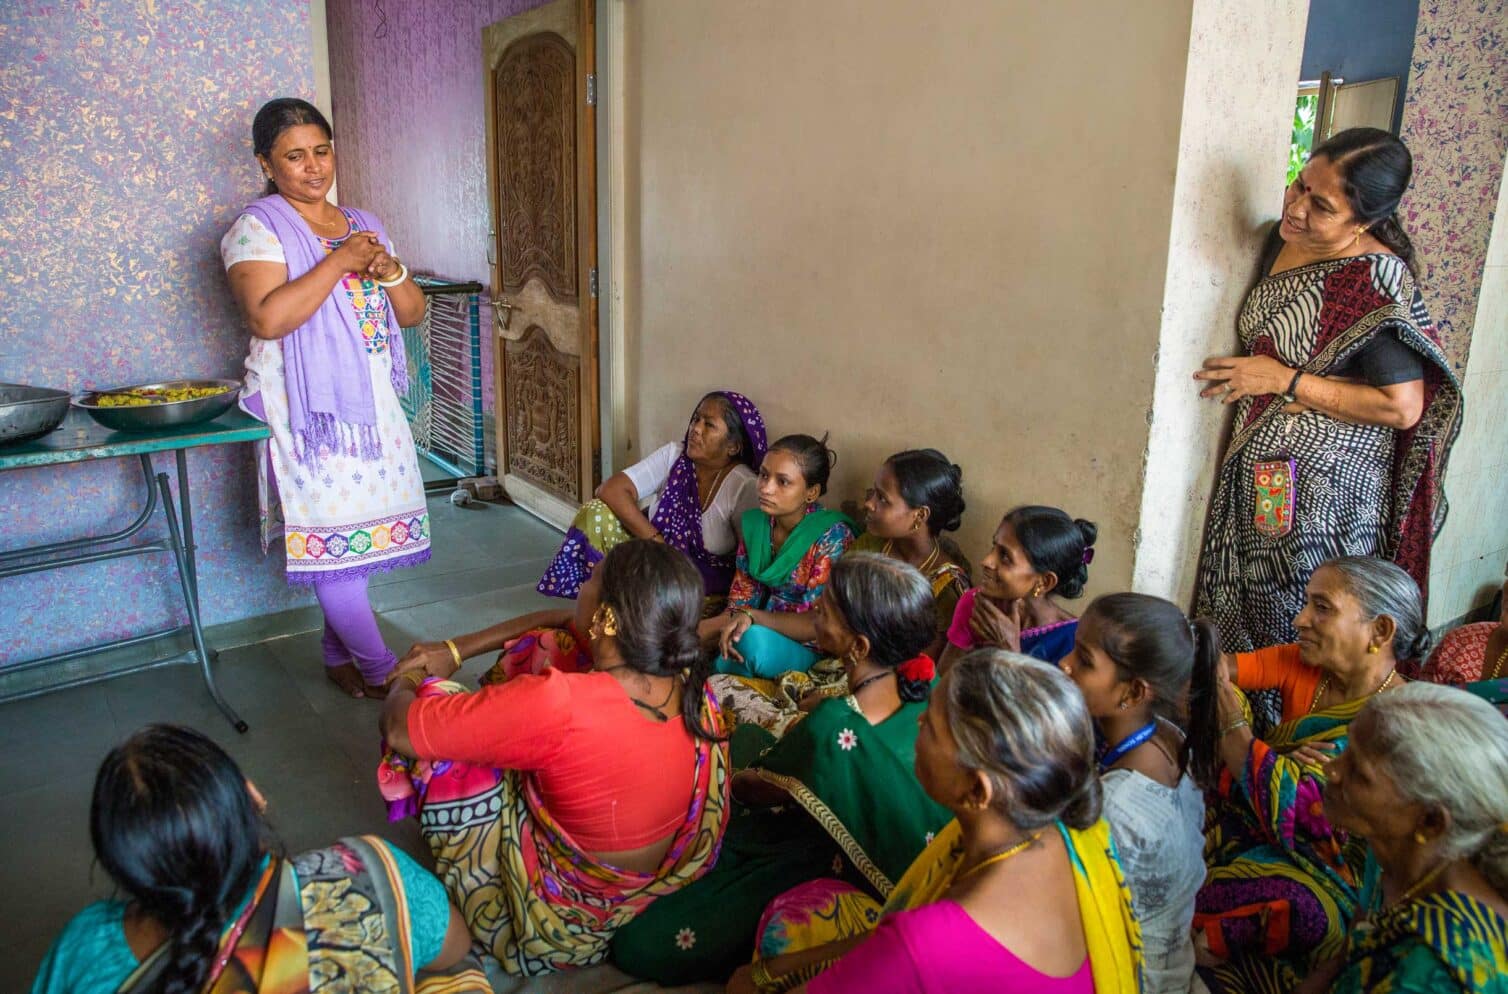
[325,662,369,698]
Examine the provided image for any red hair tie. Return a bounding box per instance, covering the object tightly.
[896,654,936,684]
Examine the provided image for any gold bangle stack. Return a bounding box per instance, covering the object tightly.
[1221,717,1250,737]
[444,638,463,671]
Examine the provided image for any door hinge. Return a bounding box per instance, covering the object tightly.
[586,73,597,106]
[588,267,599,298]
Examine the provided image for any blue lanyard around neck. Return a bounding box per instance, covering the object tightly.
[1098,720,1159,770]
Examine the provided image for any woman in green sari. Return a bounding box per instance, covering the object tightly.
[712,448,967,742]
[1304,682,1508,994]
[612,552,950,985]
[700,434,856,679]
[1195,556,1430,993]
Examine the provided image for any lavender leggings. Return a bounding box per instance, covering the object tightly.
[243,392,398,686]
[314,575,398,685]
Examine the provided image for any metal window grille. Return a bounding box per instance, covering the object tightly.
[399,278,486,478]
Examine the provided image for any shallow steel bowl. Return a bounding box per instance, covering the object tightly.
[73,379,242,432]
[0,383,71,445]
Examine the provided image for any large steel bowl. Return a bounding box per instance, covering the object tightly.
[73,379,242,432]
[0,383,71,445]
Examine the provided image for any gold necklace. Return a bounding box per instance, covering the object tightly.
[285,198,346,232]
[1389,860,1448,909]
[697,463,732,513]
[954,832,1041,885]
[881,538,942,576]
[1309,666,1397,714]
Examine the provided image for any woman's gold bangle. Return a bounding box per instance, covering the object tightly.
[1221,717,1250,737]
[399,668,425,691]
[376,260,408,288]
[444,638,463,670]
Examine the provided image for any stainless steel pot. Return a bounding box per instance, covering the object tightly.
[0,383,71,445]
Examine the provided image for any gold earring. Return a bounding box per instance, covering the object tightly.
[1031,583,1043,598]
[1413,831,1428,846]
[1367,645,1380,655]
[590,605,618,639]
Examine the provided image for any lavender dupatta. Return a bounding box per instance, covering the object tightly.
[242,195,407,467]
[651,391,767,594]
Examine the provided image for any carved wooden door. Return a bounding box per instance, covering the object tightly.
[485,0,598,529]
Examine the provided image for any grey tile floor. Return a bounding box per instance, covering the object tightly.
[0,495,570,991]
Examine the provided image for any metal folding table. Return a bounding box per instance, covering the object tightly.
[0,409,271,732]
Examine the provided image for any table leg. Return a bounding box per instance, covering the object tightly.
[172,449,216,663]
[156,471,248,733]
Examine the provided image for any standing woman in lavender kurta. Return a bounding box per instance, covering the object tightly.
[222,98,430,698]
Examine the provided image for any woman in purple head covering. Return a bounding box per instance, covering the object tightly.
[223,98,429,700]
[538,391,767,600]
[395,391,766,684]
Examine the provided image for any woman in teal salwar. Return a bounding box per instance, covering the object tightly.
[613,553,949,985]
[1304,682,1508,994]
[701,434,856,679]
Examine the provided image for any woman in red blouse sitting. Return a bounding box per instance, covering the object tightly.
[377,541,730,977]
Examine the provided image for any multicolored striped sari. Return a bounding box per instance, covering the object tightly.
[401,678,730,977]
[119,836,489,994]
[1333,856,1508,994]
[1195,690,1369,992]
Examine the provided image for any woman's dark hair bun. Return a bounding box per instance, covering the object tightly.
[886,449,966,535]
[1004,506,1096,599]
[598,541,723,741]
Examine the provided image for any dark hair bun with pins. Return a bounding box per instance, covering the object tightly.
[598,540,724,742]
[1004,506,1097,599]
[887,449,965,535]
[769,432,838,495]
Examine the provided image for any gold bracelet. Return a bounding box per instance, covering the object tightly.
[749,959,785,994]
[376,260,408,288]
[399,668,425,691]
[444,638,463,671]
[1221,717,1250,737]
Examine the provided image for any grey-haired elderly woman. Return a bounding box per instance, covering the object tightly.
[1297,682,1508,993]
[1194,556,1430,992]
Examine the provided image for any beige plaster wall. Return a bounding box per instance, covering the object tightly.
[1133,0,1309,605]
[622,0,1195,593]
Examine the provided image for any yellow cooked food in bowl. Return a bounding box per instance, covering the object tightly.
[95,385,234,407]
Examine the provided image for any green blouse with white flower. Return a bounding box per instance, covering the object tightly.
[609,695,950,985]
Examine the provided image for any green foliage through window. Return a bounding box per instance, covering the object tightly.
[1288,93,1319,185]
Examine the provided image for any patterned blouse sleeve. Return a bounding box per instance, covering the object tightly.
[220,213,286,269]
[790,522,856,611]
[727,538,761,611]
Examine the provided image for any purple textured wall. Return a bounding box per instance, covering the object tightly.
[326,0,552,417]
[0,1,316,664]
[1398,0,1508,370]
